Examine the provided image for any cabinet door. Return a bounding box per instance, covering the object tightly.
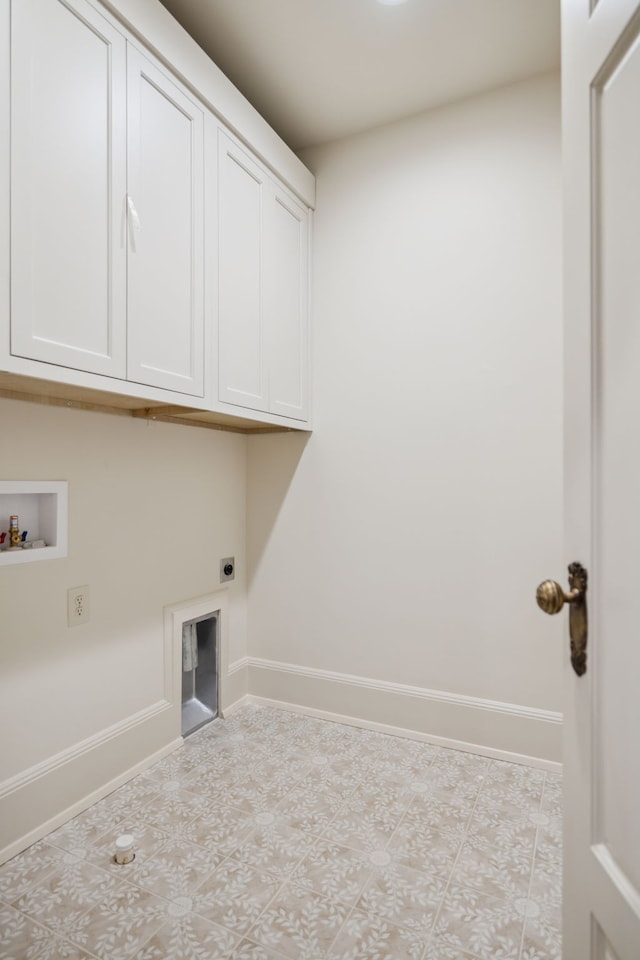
[11,0,127,377]
[217,131,268,412]
[266,187,309,421]
[126,46,204,396]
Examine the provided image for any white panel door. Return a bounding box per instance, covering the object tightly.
[11,0,127,377]
[562,0,640,956]
[126,46,204,396]
[218,131,268,412]
[266,187,309,421]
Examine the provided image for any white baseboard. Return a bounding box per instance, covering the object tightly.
[220,693,250,718]
[227,656,248,677]
[0,699,180,864]
[245,657,563,769]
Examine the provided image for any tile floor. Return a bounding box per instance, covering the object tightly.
[0,705,562,960]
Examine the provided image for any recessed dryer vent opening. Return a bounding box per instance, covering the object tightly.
[181,613,218,737]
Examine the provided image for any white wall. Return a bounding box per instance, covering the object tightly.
[0,398,247,858]
[247,74,564,762]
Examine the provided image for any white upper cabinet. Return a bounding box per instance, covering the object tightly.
[3,0,313,427]
[218,133,269,412]
[10,2,206,397]
[126,46,205,397]
[10,0,127,377]
[218,131,310,420]
[266,187,309,421]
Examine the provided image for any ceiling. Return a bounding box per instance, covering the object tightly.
[158,0,560,152]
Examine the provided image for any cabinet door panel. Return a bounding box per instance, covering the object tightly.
[267,189,309,421]
[11,0,127,376]
[127,46,204,396]
[218,132,267,411]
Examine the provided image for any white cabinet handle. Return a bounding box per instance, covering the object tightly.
[126,194,142,250]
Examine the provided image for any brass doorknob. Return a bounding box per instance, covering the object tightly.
[536,579,582,615]
[535,562,588,676]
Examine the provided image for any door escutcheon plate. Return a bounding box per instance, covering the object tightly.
[536,562,588,677]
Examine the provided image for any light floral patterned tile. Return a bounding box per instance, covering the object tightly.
[279,723,377,764]
[327,906,428,959]
[353,778,412,810]
[432,748,489,777]
[449,835,533,899]
[186,756,256,793]
[280,716,384,770]
[12,857,120,938]
[481,760,545,806]
[347,726,390,750]
[419,758,488,804]
[215,774,295,815]
[356,854,445,936]
[473,778,540,815]
[534,809,562,864]
[100,776,163,821]
[243,705,299,733]
[199,722,267,752]
[204,728,267,759]
[530,854,561,903]
[327,748,383,779]
[249,738,305,767]
[138,782,210,831]
[184,719,227,744]
[135,898,240,959]
[270,716,351,753]
[297,759,366,797]
[46,797,129,853]
[367,758,438,796]
[275,784,347,836]
[231,938,292,959]
[251,756,310,787]
[0,840,62,902]
[379,735,440,763]
[192,858,281,936]
[120,833,218,900]
[0,903,95,959]
[142,745,210,782]
[481,783,544,810]
[260,714,299,739]
[405,791,474,836]
[0,705,563,960]
[328,735,386,767]
[423,938,480,959]
[65,878,168,959]
[289,838,373,905]
[528,858,562,940]
[321,786,409,852]
[247,882,350,960]
[368,737,438,779]
[467,800,538,854]
[541,774,562,813]
[388,815,462,880]
[231,815,314,880]
[520,917,562,960]
[179,802,255,860]
[85,819,171,869]
[195,747,266,778]
[433,882,525,960]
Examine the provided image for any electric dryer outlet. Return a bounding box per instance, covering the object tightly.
[220,558,235,582]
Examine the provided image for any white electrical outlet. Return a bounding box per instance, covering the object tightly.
[67,585,90,626]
